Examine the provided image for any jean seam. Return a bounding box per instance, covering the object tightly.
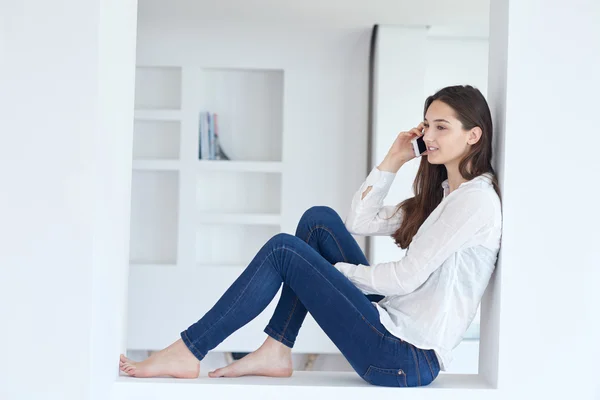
[273,222,318,343]
[362,365,373,379]
[410,345,421,387]
[182,330,205,359]
[280,296,299,340]
[188,248,277,348]
[305,224,348,262]
[359,314,404,345]
[265,326,295,347]
[422,349,435,379]
[280,221,344,343]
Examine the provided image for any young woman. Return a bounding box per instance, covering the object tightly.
[120,85,502,387]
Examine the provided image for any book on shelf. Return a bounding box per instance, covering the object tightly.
[199,111,229,160]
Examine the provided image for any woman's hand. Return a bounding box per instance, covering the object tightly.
[378,122,428,173]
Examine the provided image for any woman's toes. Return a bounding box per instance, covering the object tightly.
[209,367,226,378]
[119,358,137,376]
[118,341,201,379]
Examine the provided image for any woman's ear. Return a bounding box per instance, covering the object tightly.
[468,127,483,145]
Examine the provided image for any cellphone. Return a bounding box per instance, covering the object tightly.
[411,134,427,157]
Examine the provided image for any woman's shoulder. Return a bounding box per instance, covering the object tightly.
[446,177,501,218]
[457,182,502,229]
[463,172,495,189]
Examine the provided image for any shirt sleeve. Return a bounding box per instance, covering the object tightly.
[344,166,404,236]
[335,189,494,296]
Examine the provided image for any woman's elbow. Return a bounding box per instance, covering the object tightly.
[345,219,368,235]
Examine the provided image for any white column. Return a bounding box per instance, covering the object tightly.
[487,0,600,397]
[0,1,137,399]
[1,1,98,398]
[91,1,138,400]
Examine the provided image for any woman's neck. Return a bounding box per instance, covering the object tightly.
[444,162,468,195]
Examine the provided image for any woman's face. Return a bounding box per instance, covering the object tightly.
[422,100,479,166]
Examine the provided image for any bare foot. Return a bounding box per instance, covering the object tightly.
[209,337,293,378]
[119,339,200,378]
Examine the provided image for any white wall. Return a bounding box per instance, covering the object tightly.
[92,1,139,399]
[488,0,600,396]
[0,1,137,400]
[1,1,97,398]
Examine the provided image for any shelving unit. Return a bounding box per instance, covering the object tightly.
[127,65,288,353]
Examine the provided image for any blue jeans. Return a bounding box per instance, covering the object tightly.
[181,206,440,387]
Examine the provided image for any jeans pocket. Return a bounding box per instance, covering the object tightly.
[362,365,408,387]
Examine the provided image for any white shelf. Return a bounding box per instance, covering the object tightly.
[129,263,178,269]
[129,264,246,273]
[132,160,181,170]
[134,109,182,121]
[194,264,246,272]
[132,160,282,173]
[196,160,283,173]
[197,213,281,225]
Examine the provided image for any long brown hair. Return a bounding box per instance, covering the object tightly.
[391,85,501,249]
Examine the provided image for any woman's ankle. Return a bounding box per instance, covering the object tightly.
[263,336,292,355]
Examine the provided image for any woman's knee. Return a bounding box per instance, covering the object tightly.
[300,206,341,224]
[269,232,301,248]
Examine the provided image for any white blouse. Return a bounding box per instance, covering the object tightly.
[334,167,502,370]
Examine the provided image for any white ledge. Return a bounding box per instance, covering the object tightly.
[113,372,493,400]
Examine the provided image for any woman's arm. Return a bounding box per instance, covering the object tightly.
[336,189,495,296]
[344,166,404,236]
[358,156,406,200]
[345,124,425,236]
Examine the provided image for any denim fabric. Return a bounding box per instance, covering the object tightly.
[181,206,440,387]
